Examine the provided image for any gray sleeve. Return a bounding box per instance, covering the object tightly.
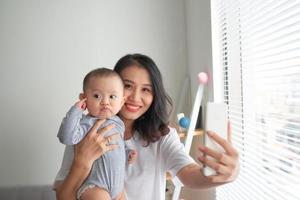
[107,116,133,161]
[105,116,125,138]
[57,106,87,145]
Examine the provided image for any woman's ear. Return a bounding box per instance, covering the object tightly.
[79,93,85,100]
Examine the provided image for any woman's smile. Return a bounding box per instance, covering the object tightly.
[124,103,142,112]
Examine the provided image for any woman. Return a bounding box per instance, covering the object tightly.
[55,54,239,200]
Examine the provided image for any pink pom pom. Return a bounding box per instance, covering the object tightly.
[198,72,208,85]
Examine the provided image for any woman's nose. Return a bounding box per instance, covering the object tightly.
[128,89,141,101]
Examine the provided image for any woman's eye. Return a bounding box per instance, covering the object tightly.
[124,84,132,89]
[93,94,101,99]
[110,95,118,100]
[143,88,152,93]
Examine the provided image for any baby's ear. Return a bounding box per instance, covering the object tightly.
[79,93,85,100]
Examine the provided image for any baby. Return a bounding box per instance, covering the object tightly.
[54,68,136,200]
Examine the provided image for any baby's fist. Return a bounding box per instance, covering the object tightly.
[128,150,138,164]
[75,98,87,110]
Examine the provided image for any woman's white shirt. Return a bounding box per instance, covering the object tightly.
[124,127,195,200]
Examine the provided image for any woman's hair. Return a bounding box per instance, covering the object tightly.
[114,54,173,145]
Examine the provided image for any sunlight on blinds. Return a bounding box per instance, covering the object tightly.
[211,0,300,199]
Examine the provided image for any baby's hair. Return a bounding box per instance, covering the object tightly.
[83,68,122,91]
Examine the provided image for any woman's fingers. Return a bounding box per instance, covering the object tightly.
[198,145,234,166]
[198,125,240,183]
[72,121,122,173]
[206,131,238,157]
[106,133,120,143]
[97,123,115,137]
[88,119,106,136]
[75,121,116,156]
[105,144,119,151]
[227,120,232,144]
[99,133,120,152]
[103,133,120,146]
[198,156,232,175]
[208,175,230,183]
[198,145,221,159]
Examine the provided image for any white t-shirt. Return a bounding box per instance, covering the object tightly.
[124,127,195,200]
[54,127,195,200]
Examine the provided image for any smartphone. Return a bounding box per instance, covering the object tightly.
[204,102,228,176]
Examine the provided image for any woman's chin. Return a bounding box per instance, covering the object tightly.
[119,111,141,121]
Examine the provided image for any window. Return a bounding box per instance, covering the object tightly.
[211,0,300,199]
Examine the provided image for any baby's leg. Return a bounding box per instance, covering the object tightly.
[80,187,111,200]
[113,190,125,200]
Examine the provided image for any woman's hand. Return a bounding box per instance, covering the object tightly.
[55,119,120,200]
[74,119,120,169]
[198,121,239,183]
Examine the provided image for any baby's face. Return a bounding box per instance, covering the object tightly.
[84,76,124,119]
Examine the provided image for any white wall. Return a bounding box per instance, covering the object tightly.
[0,0,188,187]
[185,0,214,101]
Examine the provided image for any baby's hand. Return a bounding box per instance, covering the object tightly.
[75,98,87,110]
[128,150,138,164]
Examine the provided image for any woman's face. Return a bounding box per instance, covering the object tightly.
[118,65,154,121]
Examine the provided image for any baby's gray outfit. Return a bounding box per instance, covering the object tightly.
[57,106,126,199]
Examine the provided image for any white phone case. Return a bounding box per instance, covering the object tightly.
[204,102,228,176]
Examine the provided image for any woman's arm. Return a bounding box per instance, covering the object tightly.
[177,121,239,189]
[55,119,120,200]
[55,158,91,200]
[176,163,218,189]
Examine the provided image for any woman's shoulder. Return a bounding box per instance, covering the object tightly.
[159,126,180,144]
[132,127,179,147]
[167,126,178,136]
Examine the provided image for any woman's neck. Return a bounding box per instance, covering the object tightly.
[122,118,134,140]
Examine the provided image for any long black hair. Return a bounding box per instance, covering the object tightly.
[114,54,173,145]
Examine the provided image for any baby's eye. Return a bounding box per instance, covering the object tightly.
[93,94,102,99]
[110,95,118,100]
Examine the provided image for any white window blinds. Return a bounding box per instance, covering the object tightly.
[211,0,300,199]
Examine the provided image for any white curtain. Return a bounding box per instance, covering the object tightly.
[211,0,300,199]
